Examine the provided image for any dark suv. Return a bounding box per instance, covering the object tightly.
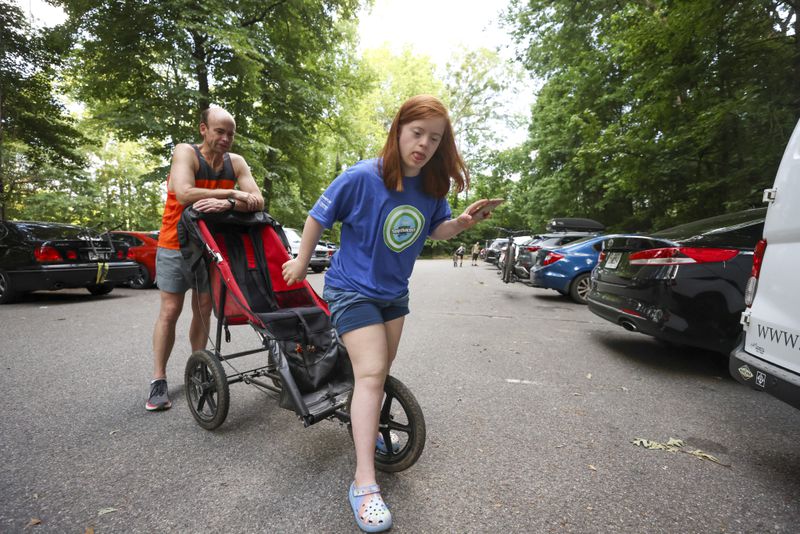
[0,221,140,304]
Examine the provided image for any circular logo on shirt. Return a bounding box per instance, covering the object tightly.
[383,205,425,253]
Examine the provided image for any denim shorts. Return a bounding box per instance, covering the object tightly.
[323,285,410,336]
[156,247,209,294]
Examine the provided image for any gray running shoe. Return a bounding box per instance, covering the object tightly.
[146,379,172,411]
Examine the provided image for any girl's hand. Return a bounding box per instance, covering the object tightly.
[282,257,307,286]
[456,199,492,229]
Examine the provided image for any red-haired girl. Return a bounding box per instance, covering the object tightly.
[282,94,496,532]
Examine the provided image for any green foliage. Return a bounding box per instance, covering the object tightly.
[442,48,525,214]
[56,0,365,228]
[506,0,800,232]
[0,0,84,220]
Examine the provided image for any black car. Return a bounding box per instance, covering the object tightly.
[0,221,141,304]
[587,208,767,354]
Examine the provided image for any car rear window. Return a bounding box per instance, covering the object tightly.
[12,222,91,240]
[560,236,596,249]
[652,208,767,248]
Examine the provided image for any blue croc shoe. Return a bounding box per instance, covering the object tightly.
[348,482,392,532]
[376,431,400,454]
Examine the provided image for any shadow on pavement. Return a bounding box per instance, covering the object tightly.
[595,333,731,380]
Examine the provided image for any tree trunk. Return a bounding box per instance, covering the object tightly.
[190,31,210,111]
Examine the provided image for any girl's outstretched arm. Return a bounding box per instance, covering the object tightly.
[282,216,325,286]
[430,199,492,240]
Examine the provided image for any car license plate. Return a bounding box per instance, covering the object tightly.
[605,252,622,269]
[88,251,108,261]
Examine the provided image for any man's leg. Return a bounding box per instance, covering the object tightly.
[153,290,186,379]
[189,289,212,351]
[148,290,185,411]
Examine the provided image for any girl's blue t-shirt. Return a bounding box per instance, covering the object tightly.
[309,159,451,300]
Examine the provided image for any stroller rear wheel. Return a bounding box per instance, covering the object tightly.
[185,350,230,430]
[347,375,426,472]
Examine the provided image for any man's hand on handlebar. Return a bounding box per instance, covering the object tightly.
[230,190,260,211]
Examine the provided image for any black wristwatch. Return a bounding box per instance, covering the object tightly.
[227,197,236,210]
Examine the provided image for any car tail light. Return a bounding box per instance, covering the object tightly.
[65,250,78,260]
[526,245,541,252]
[34,245,63,262]
[116,249,127,259]
[744,239,767,307]
[327,250,334,257]
[628,247,739,265]
[542,252,564,266]
[598,250,606,263]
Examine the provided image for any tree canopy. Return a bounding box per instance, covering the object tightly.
[506,0,800,231]
[0,0,83,220]
[4,0,798,240]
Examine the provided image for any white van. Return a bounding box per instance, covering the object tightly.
[730,119,800,409]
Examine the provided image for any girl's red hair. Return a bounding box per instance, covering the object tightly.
[378,94,469,199]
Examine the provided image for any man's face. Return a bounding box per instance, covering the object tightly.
[200,112,236,154]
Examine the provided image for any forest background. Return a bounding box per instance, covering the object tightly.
[2,0,799,255]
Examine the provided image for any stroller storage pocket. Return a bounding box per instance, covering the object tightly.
[263,308,339,393]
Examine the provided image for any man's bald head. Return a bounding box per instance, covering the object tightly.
[199,107,236,155]
[201,107,236,129]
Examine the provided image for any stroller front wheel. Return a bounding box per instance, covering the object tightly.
[185,350,230,430]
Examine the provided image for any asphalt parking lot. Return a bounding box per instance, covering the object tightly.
[1,260,799,533]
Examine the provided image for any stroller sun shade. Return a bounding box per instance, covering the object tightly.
[178,208,328,328]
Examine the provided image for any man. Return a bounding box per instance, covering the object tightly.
[146,107,264,411]
[471,241,480,266]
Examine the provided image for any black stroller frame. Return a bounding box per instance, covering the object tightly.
[178,208,426,472]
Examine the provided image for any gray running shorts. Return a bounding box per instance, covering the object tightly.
[155,247,209,294]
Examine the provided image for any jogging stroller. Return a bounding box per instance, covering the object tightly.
[177,207,425,472]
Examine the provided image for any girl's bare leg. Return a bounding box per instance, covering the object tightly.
[343,315,405,487]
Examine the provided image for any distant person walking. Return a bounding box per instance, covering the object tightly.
[471,242,480,265]
[146,106,264,412]
[454,244,465,267]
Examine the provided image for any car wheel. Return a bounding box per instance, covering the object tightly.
[0,270,19,304]
[311,266,325,273]
[87,282,114,296]
[129,264,154,289]
[569,273,591,304]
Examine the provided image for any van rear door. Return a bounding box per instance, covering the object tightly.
[742,119,800,374]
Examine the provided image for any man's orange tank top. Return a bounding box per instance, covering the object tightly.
[158,145,237,250]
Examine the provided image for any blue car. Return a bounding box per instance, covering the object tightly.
[529,235,613,304]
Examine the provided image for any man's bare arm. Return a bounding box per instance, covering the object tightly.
[171,145,263,212]
[229,154,264,211]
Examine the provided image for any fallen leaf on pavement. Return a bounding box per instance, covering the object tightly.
[97,508,117,516]
[588,465,597,471]
[26,518,42,527]
[631,437,730,467]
